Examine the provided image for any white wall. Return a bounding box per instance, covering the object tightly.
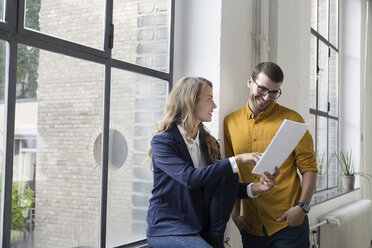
[362,0,372,200]
[340,0,362,184]
[269,0,311,119]
[218,0,253,153]
[173,0,222,137]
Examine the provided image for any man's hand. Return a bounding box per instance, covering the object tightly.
[276,205,306,226]
[251,167,280,196]
[232,214,251,232]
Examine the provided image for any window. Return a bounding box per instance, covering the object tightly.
[0,0,174,247]
[309,0,339,191]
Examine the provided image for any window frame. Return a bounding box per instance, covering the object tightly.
[310,0,339,193]
[0,0,175,247]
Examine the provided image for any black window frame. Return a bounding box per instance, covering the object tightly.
[0,0,175,247]
[310,0,339,193]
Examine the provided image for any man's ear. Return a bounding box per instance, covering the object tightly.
[247,77,252,88]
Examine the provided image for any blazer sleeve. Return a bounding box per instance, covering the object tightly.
[151,135,233,190]
[238,183,253,199]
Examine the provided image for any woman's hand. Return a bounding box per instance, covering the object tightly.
[234,152,262,165]
[251,167,280,195]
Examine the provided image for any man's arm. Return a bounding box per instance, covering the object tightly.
[276,171,317,226]
[298,171,317,203]
[231,199,251,232]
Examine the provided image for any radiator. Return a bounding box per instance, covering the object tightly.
[319,199,372,248]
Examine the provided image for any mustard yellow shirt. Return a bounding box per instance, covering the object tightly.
[224,102,318,236]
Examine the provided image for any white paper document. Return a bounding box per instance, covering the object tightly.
[252,119,309,175]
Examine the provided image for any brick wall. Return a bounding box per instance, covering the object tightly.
[35,0,169,247]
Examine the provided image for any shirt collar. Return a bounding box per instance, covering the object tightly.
[246,101,277,120]
[177,124,200,148]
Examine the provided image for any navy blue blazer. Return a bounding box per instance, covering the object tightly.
[146,125,251,237]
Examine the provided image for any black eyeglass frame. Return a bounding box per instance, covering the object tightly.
[252,78,282,99]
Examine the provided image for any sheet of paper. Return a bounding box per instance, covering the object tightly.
[252,119,309,175]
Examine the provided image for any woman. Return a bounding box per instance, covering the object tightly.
[146,77,279,248]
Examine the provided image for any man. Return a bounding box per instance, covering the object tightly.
[224,62,318,248]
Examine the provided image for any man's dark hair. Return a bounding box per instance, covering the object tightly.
[252,62,284,83]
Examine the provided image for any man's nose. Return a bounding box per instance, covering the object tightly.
[263,93,271,101]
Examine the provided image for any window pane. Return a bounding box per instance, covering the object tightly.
[328,119,338,187]
[0,0,4,22]
[311,0,317,30]
[329,48,338,116]
[329,0,338,47]
[112,0,171,72]
[316,116,327,190]
[0,40,6,227]
[25,0,105,50]
[318,0,329,39]
[309,35,317,110]
[318,41,329,113]
[0,40,5,99]
[16,43,39,100]
[308,113,315,141]
[11,45,104,247]
[107,69,167,246]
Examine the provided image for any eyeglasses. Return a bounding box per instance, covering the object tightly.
[252,79,282,99]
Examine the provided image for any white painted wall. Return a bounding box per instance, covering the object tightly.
[173,0,222,137]
[362,0,372,200]
[218,0,253,153]
[269,0,311,119]
[340,0,363,188]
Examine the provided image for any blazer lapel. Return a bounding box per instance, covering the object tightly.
[170,125,195,168]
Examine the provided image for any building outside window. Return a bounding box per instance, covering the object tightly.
[309,0,339,192]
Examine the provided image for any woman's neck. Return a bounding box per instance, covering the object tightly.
[191,122,200,139]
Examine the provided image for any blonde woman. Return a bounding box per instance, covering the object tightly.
[146,77,279,248]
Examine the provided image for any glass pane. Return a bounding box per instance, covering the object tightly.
[25,0,105,50]
[311,0,317,30]
[11,45,104,247]
[107,69,168,246]
[318,41,329,112]
[308,113,316,142]
[328,119,338,187]
[329,0,338,47]
[112,0,171,72]
[309,35,317,109]
[316,116,327,190]
[329,48,338,116]
[16,43,39,100]
[0,0,4,22]
[0,40,6,226]
[318,0,329,39]
[0,40,5,99]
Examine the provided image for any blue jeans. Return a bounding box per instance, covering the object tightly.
[241,216,310,248]
[147,234,213,248]
[202,173,239,235]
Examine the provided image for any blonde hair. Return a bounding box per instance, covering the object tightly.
[149,77,220,163]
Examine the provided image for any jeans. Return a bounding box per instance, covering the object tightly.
[241,216,310,248]
[147,234,213,248]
